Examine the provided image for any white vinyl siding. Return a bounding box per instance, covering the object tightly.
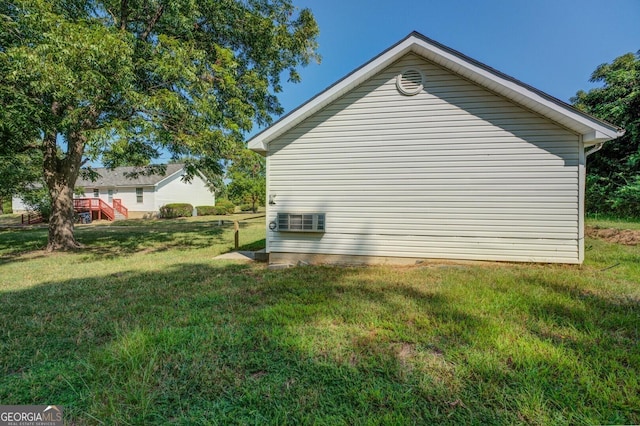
[267,53,581,263]
[108,187,155,212]
[154,172,214,210]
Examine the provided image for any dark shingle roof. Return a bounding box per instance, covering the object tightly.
[76,164,184,187]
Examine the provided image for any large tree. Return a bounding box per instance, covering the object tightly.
[572,51,640,217]
[0,0,319,249]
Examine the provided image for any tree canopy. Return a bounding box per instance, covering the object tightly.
[572,51,640,217]
[0,0,319,249]
[227,148,265,212]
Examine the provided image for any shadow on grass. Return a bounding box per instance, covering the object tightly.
[236,238,266,252]
[0,219,259,262]
[1,263,638,424]
[75,225,228,259]
[0,228,50,261]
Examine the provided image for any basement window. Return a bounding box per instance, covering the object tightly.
[396,68,424,96]
[277,213,325,232]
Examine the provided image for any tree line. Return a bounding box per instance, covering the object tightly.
[572,51,640,218]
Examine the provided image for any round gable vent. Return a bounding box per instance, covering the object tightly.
[396,68,424,96]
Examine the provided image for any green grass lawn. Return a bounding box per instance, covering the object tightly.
[586,214,640,230]
[0,217,638,424]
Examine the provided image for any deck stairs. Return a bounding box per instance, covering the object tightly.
[73,198,129,221]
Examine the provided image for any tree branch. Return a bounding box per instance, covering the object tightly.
[105,8,117,25]
[16,142,42,153]
[140,4,165,41]
[119,0,128,30]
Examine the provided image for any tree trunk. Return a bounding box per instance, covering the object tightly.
[0,196,4,215]
[43,129,84,251]
[47,181,80,250]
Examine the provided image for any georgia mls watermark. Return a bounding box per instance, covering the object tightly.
[0,406,63,426]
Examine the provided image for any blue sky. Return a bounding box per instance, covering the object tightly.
[137,0,639,163]
[270,0,639,125]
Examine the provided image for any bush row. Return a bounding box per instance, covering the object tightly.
[212,199,236,215]
[159,203,193,218]
[160,199,246,218]
[195,205,216,216]
[191,200,236,216]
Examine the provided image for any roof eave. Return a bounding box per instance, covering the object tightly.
[248,32,623,152]
[582,128,625,146]
[154,165,185,187]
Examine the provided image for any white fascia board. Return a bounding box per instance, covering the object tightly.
[248,32,624,152]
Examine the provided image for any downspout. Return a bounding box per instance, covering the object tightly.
[585,142,604,158]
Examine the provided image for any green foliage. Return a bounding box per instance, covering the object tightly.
[19,187,52,222]
[0,0,319,248]
[238,204,255,212]
[610,176,640,217]
[227,149,266,212]
[572,51,640,217]
[1,198,11,214]
[159,203,193,219]
[213,199,236,215]
[195,205,216,216]
[214,206,230,215]
[0,150,43,211]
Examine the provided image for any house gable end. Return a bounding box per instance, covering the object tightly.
[265,53,583,264]
[248,32,623,152]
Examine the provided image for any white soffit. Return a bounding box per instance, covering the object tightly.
[248,32,624,152]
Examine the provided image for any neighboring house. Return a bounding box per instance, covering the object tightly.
[75,164,214,218]
[248,32,624,265]
[12,163,215,219]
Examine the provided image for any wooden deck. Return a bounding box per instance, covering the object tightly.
[73,198,128,221]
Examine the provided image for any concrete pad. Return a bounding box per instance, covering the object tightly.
[214,251,255,262]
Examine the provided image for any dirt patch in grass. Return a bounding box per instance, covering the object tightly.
[586,226,640,246]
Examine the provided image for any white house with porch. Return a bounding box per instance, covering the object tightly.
[13,163,214,219]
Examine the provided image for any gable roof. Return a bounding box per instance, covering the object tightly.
[248,31,624,151]
[76,164,185,188]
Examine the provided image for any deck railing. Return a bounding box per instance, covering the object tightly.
[73,198,115,221]
[112,198,128,218]
[21,212,44,225]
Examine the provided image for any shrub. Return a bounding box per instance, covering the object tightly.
[239,204,254,212]
[20,187,51,222]
[159,203,193,219]
[611,176,640,217]
[196,205,216,216]
[214,199,235,215]
[587,174,640,218]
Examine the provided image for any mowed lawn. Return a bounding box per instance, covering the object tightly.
[0,216,638,424]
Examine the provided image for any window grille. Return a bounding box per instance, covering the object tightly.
[277,213,325,232]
